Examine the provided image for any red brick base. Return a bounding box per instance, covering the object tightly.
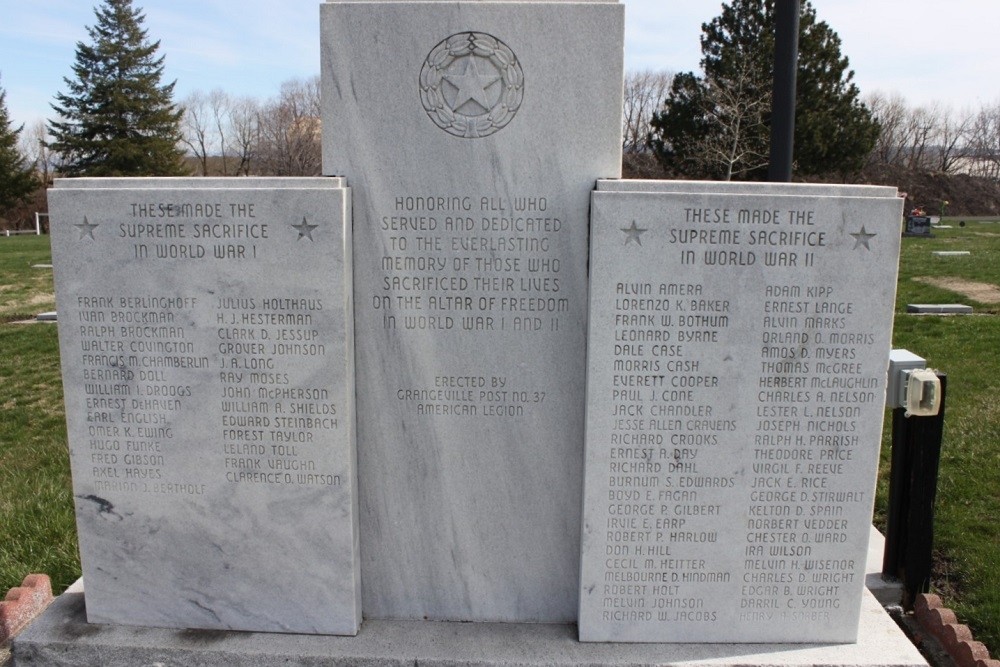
[915,594,1000,667]
[0,574,53,645]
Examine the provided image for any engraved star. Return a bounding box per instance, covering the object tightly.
[75,216,99,240]
[850,225,877,251]
[444,57,500,113]
[621,220,648,246]
[291,217,318,241]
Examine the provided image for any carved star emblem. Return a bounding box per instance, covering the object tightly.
[75,217,99,240]
[444,57,500,113]
[621,220,647,246]
[291,217,318,241]
[850,225,876,251]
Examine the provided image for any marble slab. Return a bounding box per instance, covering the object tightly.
[47,182,360,634]
[322,1,624,622]
[11,580,927,667]
[53,177,345,188]
[596,179,900,198]
[906,304,973,314]
[580,188,903,642]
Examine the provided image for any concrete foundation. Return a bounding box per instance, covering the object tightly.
[12,577,924,667]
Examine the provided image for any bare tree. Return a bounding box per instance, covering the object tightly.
[866,92,974,174]
[967,102,1000,180]
[622,70,673,153]
[17,120,54,185]
[226,95,260,176]
[902,105,939,170]
[208,89,231,175]
[180,90,213,175]
[866,91,910,167]
[253,76,322,176]
[666,55,771,181]
[180,89,265,176]
[932,103,973,173]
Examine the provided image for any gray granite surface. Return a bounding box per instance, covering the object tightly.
[47,183,359,634]
[322,1,623,622]
[596,179,900,198]
[906,304,974,313]
[11,580,926,667]
[53,177,345,188]
[580,188,903,642]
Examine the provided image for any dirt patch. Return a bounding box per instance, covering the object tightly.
[913,276,1000,304]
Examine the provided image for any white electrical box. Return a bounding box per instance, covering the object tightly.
[904,369,942,416]
[887,349,927,409]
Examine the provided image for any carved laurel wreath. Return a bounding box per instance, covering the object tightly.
[419,32,524,139]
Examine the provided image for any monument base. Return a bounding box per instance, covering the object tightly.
[12,581,924,667]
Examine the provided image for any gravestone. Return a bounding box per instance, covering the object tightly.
[322,0,624,622]
[579,181,903,642]
[47,179,360,634]
[904,215,931,236]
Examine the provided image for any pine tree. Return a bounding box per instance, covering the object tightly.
[649,0,879,180]
[0,76,38,218]
[48,0,187,176]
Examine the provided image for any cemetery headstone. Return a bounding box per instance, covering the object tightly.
[579,182,903,642]
[321,0,624,622]
[904,216,931,236]
[48,179,360,635]
[906,304,973,314]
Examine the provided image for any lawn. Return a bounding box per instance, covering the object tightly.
[0,236,78,594]
[875,219,1000,652]
[1,226,1000,651]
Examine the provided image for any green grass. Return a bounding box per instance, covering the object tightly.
[0,236,78,595]
[0,324,79,594]
[1,228,1000,652]
[0,235,56,323]
[873,220,1000,653]
[893,221,1000,312]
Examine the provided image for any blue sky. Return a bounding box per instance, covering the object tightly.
[1,0,997,131]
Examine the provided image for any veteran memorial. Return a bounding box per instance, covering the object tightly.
[8,0,929,665]
[47,179,360,634]
[579,181,903,642]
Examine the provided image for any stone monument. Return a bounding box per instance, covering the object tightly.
[48,179,360,634]
[20,2,929,665]
[321,0,624,622]
[579,180,903,642]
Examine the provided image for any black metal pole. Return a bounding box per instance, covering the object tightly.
[902,374,947,608]
[882,406,910,579]
[768,0,800,182]
[882,374,947,609]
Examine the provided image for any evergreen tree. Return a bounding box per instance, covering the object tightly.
[649,0,879,180]
[0,76,38,218]
[48,0,187,176]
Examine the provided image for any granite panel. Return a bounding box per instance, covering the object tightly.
[322,1,623,622]
[53,177,345,188]
[596,179,900,198]
[47,184,359,634]
[906,304,974,313]
[580,189,903,642]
